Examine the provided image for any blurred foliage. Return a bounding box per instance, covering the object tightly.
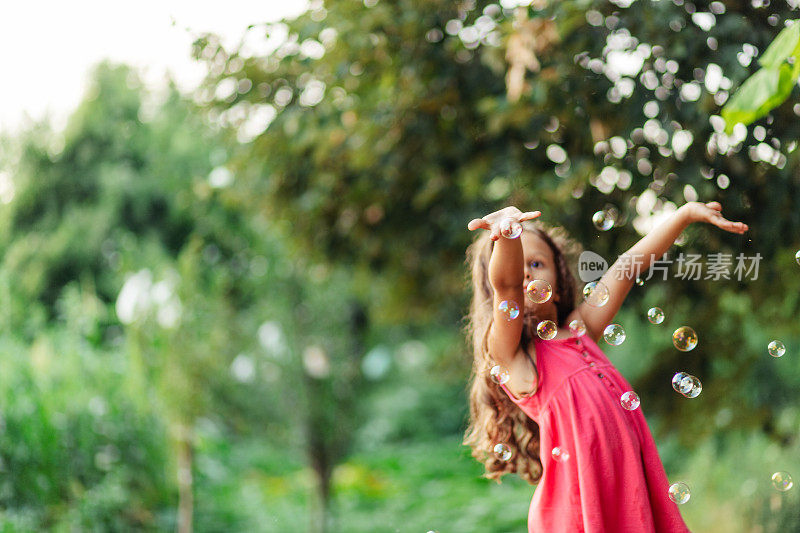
[192,0,800,324]
[190,0,800,530]
[0,0,798,531]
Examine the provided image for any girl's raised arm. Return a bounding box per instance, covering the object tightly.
[469,207,541,366]
[575,201,749,343]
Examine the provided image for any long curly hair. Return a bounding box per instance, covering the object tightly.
[462,220,581,484]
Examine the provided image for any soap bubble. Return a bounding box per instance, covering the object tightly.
[795,250,800,265]
[498,300,520,321]
[526,279,553,303]
[500,217,523,239]
[668,482,691,504]
[768,340,786,358]
[537,320,558,340]
[551,446,570,462]
[583,281,610,307]
[671,372,692,394]
[647,307,665,324]
[635,277,645,286]
[683,375,702,398]
[592,210,614,231]
[494,442,513,461]
[490,364,510,385]
[673,326,698,351]
[603,323,626,345]
[620,391,640,410]
[772,471,793,491]
[569,318,587,337]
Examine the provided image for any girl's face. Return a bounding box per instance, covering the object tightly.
[520,231,560,314]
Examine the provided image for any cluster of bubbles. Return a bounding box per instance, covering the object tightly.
[672,326,698,351]
[620,391,640,410]
[526,279,553,303]
[768,340,786,358]
[583,281,610,307]
[537,320,558,340]
[500,217,523,239]
[647,307,665,324]
[603,323,626,345]
[669,482,691,504]
[578,215,798,501]
[551,446,570,462]
[493,224,796,498]
[498,300,520,321]
[672,372,702,398]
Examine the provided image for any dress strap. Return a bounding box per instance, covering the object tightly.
[498,381,523,403]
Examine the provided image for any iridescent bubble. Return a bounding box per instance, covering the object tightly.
[683,375,702,398]
[526,279,553,304]
[635,277,645,286]
[668,482,691,504]
[605,205,620,224]
[620,391,640,410]
[772,471,794,491]
[583,281,610,307]
[551,446,570,462]
[603,323,626,345]
[490,364,510,385]
[768,340,786,358]
[647,307,665,324]
[671,372,692,394]
[672,326,698,351]
[795,250,800,265]
[569,318,587,337]
[500,217,523,239]
[537,320,558,340]
[592,210,614,231]
[494,442,513,461]
[498,300,520,321]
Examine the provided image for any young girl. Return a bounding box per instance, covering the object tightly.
[463,202,748,532]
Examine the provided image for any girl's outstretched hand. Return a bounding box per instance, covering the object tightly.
[680,201,749,234]
[468,206,541,241]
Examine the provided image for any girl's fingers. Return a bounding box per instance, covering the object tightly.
[715,218,748,233]
[519,211,542,222]
[705,201,722,211]
[469,208,540,232]
[468,218,490,231]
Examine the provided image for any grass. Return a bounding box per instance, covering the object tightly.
[226,431,800,532]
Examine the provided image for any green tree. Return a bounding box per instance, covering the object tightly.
[0,62,294,530]
[193,1,800,529]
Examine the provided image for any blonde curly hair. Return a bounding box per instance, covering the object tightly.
[462,220,582,484]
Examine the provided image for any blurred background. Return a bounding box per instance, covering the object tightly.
[0,0,799,531]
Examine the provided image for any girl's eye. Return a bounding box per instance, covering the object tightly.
[529,261,542,269]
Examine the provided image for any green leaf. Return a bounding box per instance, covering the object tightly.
[757,20,800,69]
[721,63,797,133]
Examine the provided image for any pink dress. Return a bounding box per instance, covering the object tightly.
[498,332,691,532]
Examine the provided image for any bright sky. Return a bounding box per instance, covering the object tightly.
[0,1,309,134]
